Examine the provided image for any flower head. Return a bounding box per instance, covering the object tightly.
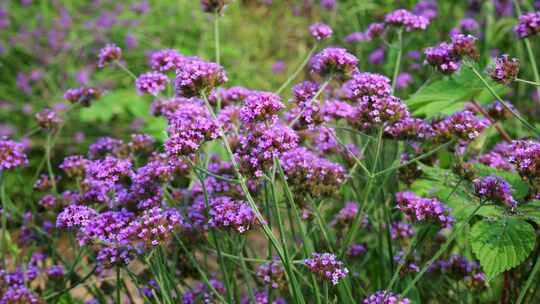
[149,48,184,72]
[310,22,333,40]
[240,91,284,124]
[304,252,348,285]
[64,86,102,107]
[0,139,28,171]
[384,9,430,31]
[396,191,454,228]
[424,43,460,74]
[489,55,519,84]
[35,108,62,130]
[514,11,540,38]
[363,290,411,304]
[342,72,391,100]
[473,175,516,208]
[175,58,227,97]
[98,43,121,68]
[311,47,358,78]
[135,72,169,95]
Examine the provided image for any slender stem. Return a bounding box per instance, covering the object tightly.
[468,64,540,134]
[401,204,484,296]
[44,265,98,301]
[276,43,319,94]
[515,78,540,86]
[114,61,137,80]
[469,100,512,142]
[45,133,58,194]
[391,28,403,93]
[516,248,540,303]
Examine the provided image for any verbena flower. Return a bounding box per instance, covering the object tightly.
[164,101,218,157]
[207,196,258,233]
[88,137,126,159]
[256,259,286,289]
[342,72,391,100]
[331,202,359,228]
[135,71,169,95]
[280,147,345,199]
[485,100,514,120]
[240,91,284,124]
[348,95,410,131]
[149,48,184,72]
[124,207,183,248]
[391,221,414,240]
[175,58,227,97]
[363,290,411,304]
[384,9,430,31]
[0,138,28,171]
[413,0,438,20]
[310,22,333,40]
[347,244,367,257]
[450,33,479,60]
[304,252,349,285]
[128,133,155,154]
[35,108,62,130]
[514,11,540,38]
[424,42,460,74]
[98,43,121,68]
[292,81,320,105]
[395,191,454,228]
[385,117,434,141]
[489,55,519,84]
[311,47,358,78]
[473,175,516,208]
[208,86,252,106]
[64,86,102,107]
[182,279,226,304]
[366,23,385,39]
[56,204,97,229]
[432,111,489,144]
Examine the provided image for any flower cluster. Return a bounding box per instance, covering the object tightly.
[349,95,410,131]
[135,71,169,95]
[35,108,62,130]
[395,191,454,228]
[304,252,349,285]
[209,86,252,106]
[331,202,359,228]
[424,43,460,74]
[311,47,358,78]
[280,147,345,199]
[98,43,121,68]
[489,55,520,84]
[384,9,430,31]
[342,72,391,100]
[433,111,489,144]
[473,175,516,208]
[149,48,184,72]
[207,196,258,233]
[240,91,284,124]
[257,259,286,289]
[363,290,411,304]
[309,22,333,40]
[164,101,218,157]
[514,11,540,38]
[175,58,227,97]
[63,86,102,106]
[0,138,28,171]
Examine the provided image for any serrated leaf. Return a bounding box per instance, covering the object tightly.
[474,164,529,200]
[470,218,535,280]
[406,66,508,118]
[516,200,540,225]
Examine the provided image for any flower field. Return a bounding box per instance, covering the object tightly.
[3,0,540,303]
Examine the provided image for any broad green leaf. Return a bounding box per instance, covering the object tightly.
[406,66,508,118]
[79,89,147,123]
[470,218,536,280]
[474,164,529,200]
[516,200,540,225]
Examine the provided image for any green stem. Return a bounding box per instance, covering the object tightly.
[515,78,540,86]
[114,61,137,80]
[468,64,540,134]
[45,133,58,194]
[391,28,403,93]
[288,77,332,128]
[0,174,7,268]
[214,9,220,65]
[401,204,484,296]
[516,248,540,303]
[276,43,319,94]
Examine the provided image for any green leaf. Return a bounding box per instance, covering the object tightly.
[515,200,540,225]
[79,89,147,123]
[470,218,536,280]
[406,66,508,118]
[474,164,529,200]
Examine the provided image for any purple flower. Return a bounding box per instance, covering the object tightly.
[135,72,169,95]
[396,191,454,228]
[64,86,102,107]
[209,86,252,106]
[292,81,320,105]
[474,175,516,208]
[342,72,391,100]
[345,32,369,43]
[0,139,28,171]
[348,95,410,131]
[38,195,57,209]
[59,155,89,178]
[149,49,184,72]
[240,91,284,124]
[98,43,121,68]
[413,0,438,20]
[281,147,345,199]
[164,101,218,157]
[310,22,333,41]
[1,286,43,304]
[235,123,299,177]
[35,108,62,130]
[56,204,97,229]
[364,290,411,304]
[450,33,479,60]
[272,60,287,74]
[311,47,358,78]
[368,47,386,65]
[256,259,286,289]
[320,0,336,10]
[125,207,183,248]
[366,23,385,39]
[207,196,258,233]
[489,55,519,84]
[182,279,226,304]
[514,11,540,38]
[395,73,413,90]
[347,244,367,257]
[384,9,430,31]
[391,221,414,240]
[331,202,359,228]
[433,111,489,144]
[424,42,460,74]
[385,117,434,141]
[175,58,227,97]
[304,252,348,285]
[88,137,125,159]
